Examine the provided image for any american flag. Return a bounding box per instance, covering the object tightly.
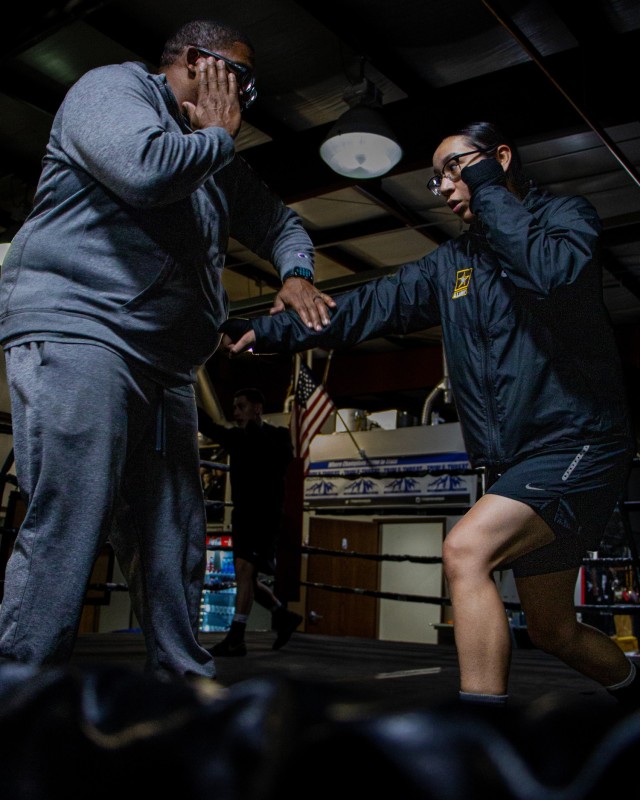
[290,362,335,475]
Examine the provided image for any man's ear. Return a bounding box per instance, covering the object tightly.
[185,46,202,74]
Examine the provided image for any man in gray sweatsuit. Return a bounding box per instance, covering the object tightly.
[0,19,333,678]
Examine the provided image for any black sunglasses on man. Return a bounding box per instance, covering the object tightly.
[193,46,257,110]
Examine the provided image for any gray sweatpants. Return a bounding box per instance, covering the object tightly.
[0,341,214,678]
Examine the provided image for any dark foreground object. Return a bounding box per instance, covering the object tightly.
[1,633,640,799]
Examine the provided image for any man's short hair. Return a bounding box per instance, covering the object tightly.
[159,19,254,66]
[234,387,265,406]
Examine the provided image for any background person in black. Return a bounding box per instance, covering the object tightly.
[198,388,302,655]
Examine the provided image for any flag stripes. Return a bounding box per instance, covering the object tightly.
[290,362,335,474]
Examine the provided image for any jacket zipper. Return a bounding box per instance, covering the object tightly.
[479,329,500,462]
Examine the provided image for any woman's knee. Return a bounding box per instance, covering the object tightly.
[442,527,483,583]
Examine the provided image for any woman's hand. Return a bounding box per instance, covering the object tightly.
[221,328,256,356]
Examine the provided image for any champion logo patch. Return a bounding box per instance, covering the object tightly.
[452,268,473,299]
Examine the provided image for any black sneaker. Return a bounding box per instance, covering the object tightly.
[272,610,303,651]
[209,638,247,657]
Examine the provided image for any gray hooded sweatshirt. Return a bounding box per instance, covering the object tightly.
[0,61,313,384]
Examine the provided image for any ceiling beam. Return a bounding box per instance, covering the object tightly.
[225,256,281,290]
[309,216,413,248]
[3,0,115,62]
[353,183,447,245]
[292,0,435,100]
[548,0,616,48]
[318,246,378,274]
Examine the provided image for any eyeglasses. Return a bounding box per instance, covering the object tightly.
[192,45,257,110]
[427,148,495,196]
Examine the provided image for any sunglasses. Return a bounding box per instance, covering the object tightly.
[192,45,257,110]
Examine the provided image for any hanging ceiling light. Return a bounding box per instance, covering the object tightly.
[319,76,403,180]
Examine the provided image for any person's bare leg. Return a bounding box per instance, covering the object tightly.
[254,578,279,610]
[517,569,632,685]
[209,556,256,655]
[443,494,555,696]
[233,557,256,616]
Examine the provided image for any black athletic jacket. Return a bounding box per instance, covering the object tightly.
[250,184,633,468]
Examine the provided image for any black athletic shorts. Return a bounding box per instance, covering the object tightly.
[484,438,634,577]
[230,509,282,573]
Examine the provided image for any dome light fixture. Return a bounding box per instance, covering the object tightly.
[320,77,403,180]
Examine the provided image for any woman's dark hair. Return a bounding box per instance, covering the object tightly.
[160,19,254,66]
[453,121,531,198]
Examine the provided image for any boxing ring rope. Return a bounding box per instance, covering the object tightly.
[195,457,640,625]
[292,454,640,623]
[303,545,443,564]
[300,579,640,615]
[38,455,640,625]
[298,546,640,616]
[85,538,640,616]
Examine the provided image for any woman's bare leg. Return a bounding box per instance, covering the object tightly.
[517,568,632,686]
[443,494,556,696]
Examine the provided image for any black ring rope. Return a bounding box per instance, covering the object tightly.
[80,578,640,617]
[203,580,237,591]
[84,580,240,593]
[302,544,637,569]
[302,580,450,606]
[85,457,640,624]
[302,545,443,564]
[301,580,640,615]
[80,545,640,617]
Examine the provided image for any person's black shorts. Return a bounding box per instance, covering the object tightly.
[485,438,634,577]
[230,509,282,574]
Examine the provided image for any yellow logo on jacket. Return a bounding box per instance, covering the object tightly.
[452,268,473,299]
